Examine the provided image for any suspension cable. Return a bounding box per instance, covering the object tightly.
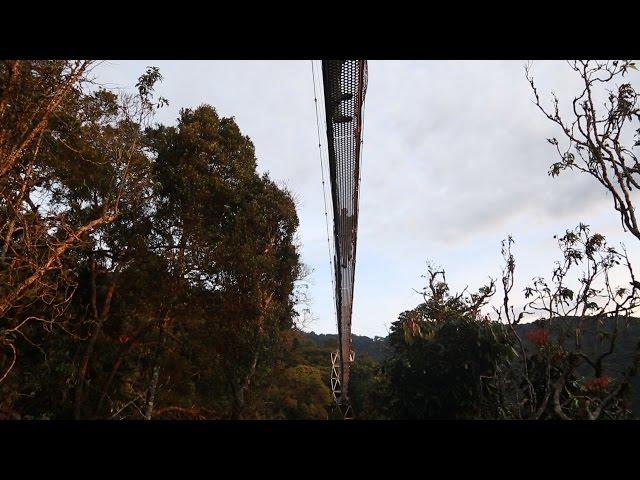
[311,60,337,321]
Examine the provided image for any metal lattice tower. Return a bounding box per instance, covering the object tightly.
[321,60,367,417]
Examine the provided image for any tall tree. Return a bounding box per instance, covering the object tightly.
[0,62,163,389]
[494,227,640,419]
[139,105,301,419]
[382,268,509,419]
[527,60,640,241]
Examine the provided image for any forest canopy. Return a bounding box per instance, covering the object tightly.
[0,61,313,419]
[2,60,640,420]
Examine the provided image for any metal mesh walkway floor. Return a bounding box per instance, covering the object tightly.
[322,59,367,408]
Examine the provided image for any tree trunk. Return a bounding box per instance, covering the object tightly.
[73,265,116,419]
[144,315,170,420]
[231,353,258,420]
[94,323,153,418]
[0,219,15,265]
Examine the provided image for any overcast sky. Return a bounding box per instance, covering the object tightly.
[93,60,640,338]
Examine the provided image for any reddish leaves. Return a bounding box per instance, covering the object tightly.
[526,328,550,347]
[585,377,610,392]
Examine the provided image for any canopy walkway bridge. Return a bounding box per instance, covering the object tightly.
[312,60,368,419]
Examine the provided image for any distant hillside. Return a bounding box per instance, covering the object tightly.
[304,317,640,414]
[517,316,640,413]
[301,331,392,363]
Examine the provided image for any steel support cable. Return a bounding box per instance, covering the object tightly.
[358,63,368,190]
[311,61,338,322]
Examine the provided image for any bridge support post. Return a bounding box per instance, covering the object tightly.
[330,349,355,419]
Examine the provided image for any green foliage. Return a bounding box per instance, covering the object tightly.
[5,61,639,422]
[383,304,511,419]
[349,354,393,419]
[0,63,310,420]
[264,365,331,419]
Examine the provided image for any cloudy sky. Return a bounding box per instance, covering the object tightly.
[93,60,640,338]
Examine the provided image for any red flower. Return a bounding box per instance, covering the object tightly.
[585,377,610,392]
[118,335,130,344]
[526,329,550,347]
